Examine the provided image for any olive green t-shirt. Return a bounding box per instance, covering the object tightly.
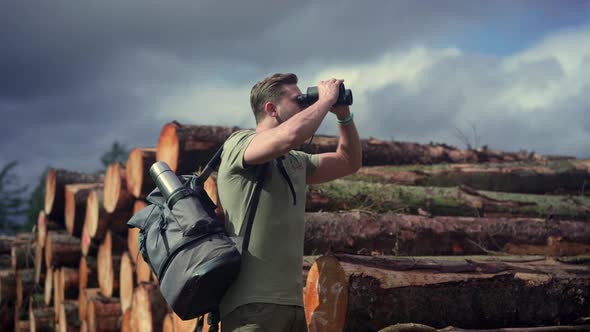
[217,130,319,318]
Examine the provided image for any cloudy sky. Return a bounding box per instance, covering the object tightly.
[2,0,590,192]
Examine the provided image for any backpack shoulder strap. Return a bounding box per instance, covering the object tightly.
[240,162,269,252]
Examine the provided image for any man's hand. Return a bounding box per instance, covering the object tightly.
[331,105,351,120]
[317,79,344,105]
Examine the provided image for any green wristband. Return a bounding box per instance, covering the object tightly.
[337,112,354,125]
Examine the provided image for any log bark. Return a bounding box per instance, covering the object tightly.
[126,147,157,199]
[37,211,62,249]
[29,303,55,332]
[0,300,15,332]
[0,269,16,304]
[65,183,103,236]
[57,300,79,332]
[12,241,36,270]
[347,160,590,195]
[16,320,30,332]
[156,122,238,174]
[131,282,167,332]
[97,231,125,297]
[87,296,121,332]
[119,252,135,314]
[304,212,590,256]
[308,180,590,221]
[34,236,45,285]
[155,123,560,175]
[79,256,98,291]
[378,323,590,331]
[85,187,131,242]
[58,267,79,301]
[45,231,80,268]
[44,269,53,306]
[103,162,134,213]
[128,201,147,264]
[16,269,35,309]
[44,168,103,220]
[0,236,15,255]
[304,254,590,331]
[78,288,101,322]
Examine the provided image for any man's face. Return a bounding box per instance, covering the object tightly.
[275,84,304,122]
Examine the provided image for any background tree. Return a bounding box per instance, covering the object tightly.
[100,141,130,170]
[0,161,29,234]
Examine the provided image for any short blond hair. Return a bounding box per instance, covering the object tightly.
[250,73,298,123]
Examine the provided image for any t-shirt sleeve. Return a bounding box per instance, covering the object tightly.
[221,130,257,172]
[292,150,320,178]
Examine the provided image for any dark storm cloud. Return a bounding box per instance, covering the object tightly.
[1,0,589,199]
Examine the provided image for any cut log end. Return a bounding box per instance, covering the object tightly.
[120,252,135,314]
[127,147,157,198]
[44,169,57,215]
[104,163,132,213]
[132,282,168,332]
[85,190,100,238]
[156,123,180,173]
[304,256,348,332]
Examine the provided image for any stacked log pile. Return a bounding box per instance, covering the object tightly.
[2,122,589,332]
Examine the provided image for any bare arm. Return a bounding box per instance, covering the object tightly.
[243,79,343,165]
[307,106,362,184]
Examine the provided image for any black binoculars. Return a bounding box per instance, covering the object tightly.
[296,84,353,106]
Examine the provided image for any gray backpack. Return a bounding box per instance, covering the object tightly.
[126,147,268,328]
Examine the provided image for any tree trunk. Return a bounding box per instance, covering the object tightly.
[12,242,36,271]
[65,183,103,237]
[155,123,563,174]
[97,230,125,297]
[78,288,101,322]
[29,303,55,332]
[131,282,168,332]
[87,296,121,332]
[346,160,590,195]
[57,300,79,332]
[0,269,16,304]
[44,168,103,220]
[304,211,590,256]
[304,254,590,331]
[85,187,131,242]
[126,147,157,199]
[45,231,80,268]
[16,269,35,309]
[103,163,134,213]
[308,180,590,221]
[119,252,135,314]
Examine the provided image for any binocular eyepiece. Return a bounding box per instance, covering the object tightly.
[296,84,353,106]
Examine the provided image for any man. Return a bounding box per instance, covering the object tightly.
[217,73,362,331]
